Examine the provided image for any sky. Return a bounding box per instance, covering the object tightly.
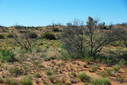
[0,0,127,26]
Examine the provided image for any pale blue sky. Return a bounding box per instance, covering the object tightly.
[0,0,127,26]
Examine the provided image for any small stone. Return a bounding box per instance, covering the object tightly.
[71,79,79,84]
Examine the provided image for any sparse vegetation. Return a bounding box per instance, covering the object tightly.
[42,32,56,40]
[0,49,16,62]
[91,78,111,85]
[78,72,91,82]
[21,76,33,85]
[0,17,127,85]
[0,34,5,39]
[9,66,23,77]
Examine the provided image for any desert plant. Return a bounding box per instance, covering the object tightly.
[21,76,33,85]
[91,78,111,85]
[86,17,120,57]
[113,65,121,73]
[33,73,41,78]
[61,22,86,58]
[3,78,20,85]
[42,32,56,40]
[9,66,23,77]
[48,75,63,84]
[61,17,120,60]
[89,64,99,72]
[116,75,125,83]
[0,34,5,39]
[46,69,56,76]
[28,32,38,39]
[7,34,14,38]
[78,72,91,82]
[10,26,32,51]
[0,49,16,62]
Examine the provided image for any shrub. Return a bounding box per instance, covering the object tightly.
[7,34,14,38]
[89,64,99,72]
[113,65,121,73]
[116,75,125,83]
[61,27,85,58]
[0,76,4,83]
[92,78,111,85]
[0,34,5,39]
[104,68,114,77]
[0,50,16,62]
[12,27,32,50]
[42,32,56,40]
[78,72,91,82]
[28,32,38,39]
[4,78,19,85]
[33,73,41,78]
[9,66,23,77]
[46,70,55,76]
[21,76,33,85]
[48,75,61,84]
[52,28,61,32]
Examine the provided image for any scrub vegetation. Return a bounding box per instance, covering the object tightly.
[0,17,127,85]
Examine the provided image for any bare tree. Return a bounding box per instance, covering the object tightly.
[86,17,121,57]
[61,17,122,59]
[61,21,85,58]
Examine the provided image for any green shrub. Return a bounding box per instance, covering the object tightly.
[7,34,14,38]
[3,78,19,85]
[46,70,55,76]
[97,71,108,77]
[43,81,51,85]
[0,34,5,39]
[0,50,16,62]
[104,68,114,77]
[33,73,41,78]
[28,32,38,39]
[9,66,23,76]
[92,78,111,85]
[113,65,121,73]
[89,64,99,72]
[0,77,20,85]
[21,76,33,85]
[42,32,56,40]
[78,72,91,82]
[116,75,125,83]
[52,28,61,32]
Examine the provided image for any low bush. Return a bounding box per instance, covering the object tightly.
[7,34,14,38]
[113,65,121,73]
[116,75,125,83]
[9,66,23,77]
[33,73,41,78]
[21,76,33,85]
[42,32,56,40]
[92,78,111,85]
[4,78,20,85]
[0,50,16,62]
[0,34,5,39]
[52,28,61,32]
[89,64,99,72]
[28,32,38,39]
[46,70,55,76]
[78,72,91,82]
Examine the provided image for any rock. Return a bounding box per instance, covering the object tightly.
[71,79,79,84]
[84,64,89,68]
